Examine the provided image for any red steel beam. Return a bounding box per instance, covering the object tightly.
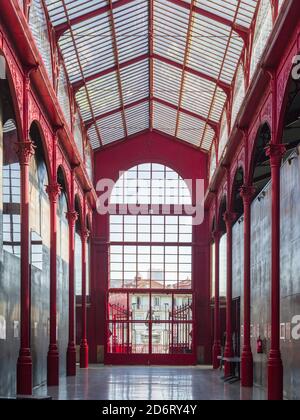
[175,0,195,138]
[55,0,136,39]
[166,0,249,39]
[85,96,218,133]
[72,52,231,96]
[149,0,154,131]
[61,0,103,147]
[199,0,242,149]
[108,0,128,138]
[72,54,149,92]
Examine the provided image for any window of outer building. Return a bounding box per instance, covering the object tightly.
[29,133,50,271]
[211,242,215,299]
[29,0,53,82]
[231,64,245,127]
[218,112,229,160]
[58,65,71,128]
[73,110,84,160]
[57,191,69,270]
[209,144,217,181]
[85,145,93,182]
[2,120,21,257]
[75,220,82,296]
[250,0,273,81]
[219,234,227,297]
[109,164,192,290]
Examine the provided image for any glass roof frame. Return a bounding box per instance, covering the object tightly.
[45,0,260,151]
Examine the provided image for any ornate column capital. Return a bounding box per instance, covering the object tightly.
[223,211,237,228]
[46,183,61,203]
[265,144,286,167]
[66,211,78,226]
[240,185,256,203]
[81,228,90,242]
[15,141,35,165]
[212,230,221,243]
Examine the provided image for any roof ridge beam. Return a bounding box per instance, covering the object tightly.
[55,0,137,40]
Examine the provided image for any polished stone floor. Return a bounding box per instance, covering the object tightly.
[38,365,266,400]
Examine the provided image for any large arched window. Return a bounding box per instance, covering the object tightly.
[107,163,194,359]
[218,112,229,160]
[29,0,53,82]
[250,0,273,81]
[231,64,245,127]
[58,64,71,128]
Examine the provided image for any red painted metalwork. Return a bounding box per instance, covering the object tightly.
[212,230,221,369]
[223,210,236,377]
[240,184,256,387]
[200,0,244,149]
[108,0,128,138]
[15,69,35,396]
[66,168,78,376]
[80,226,90,369]
[85,97,218,133]
[149,0,154,131]
[46,176,62,386]
[165,0,249,36]
[54,0,137,39]
[175,0,195,138]
[266,143,286,400]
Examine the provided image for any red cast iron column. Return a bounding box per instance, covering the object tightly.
[66,210,78,376]
[212,230,221,369]
[240,185,256,387]
[46,181,61,386]
[80,227,90,368]
[16,139,35,395]
[223,211,236,377]
[266,143,285,400]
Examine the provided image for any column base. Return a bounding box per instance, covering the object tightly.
[47,345,59,386]
[224,344,233,377]
[241,348,253,387]
[66,344,77,376]
[80,340,89,369]
[17,349,32,395]
[212,342,221,369]
[268,350,283,400]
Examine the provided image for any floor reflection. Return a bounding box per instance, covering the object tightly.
[41,365,266,401]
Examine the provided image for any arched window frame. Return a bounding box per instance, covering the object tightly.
[28,0,53,83]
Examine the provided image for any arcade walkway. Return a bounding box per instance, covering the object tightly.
[41,366,266,401]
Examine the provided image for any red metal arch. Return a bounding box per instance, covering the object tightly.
[0,45,24,136]
[29,119,53,181]
[56,163,72,210]
[247,121,272,186]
